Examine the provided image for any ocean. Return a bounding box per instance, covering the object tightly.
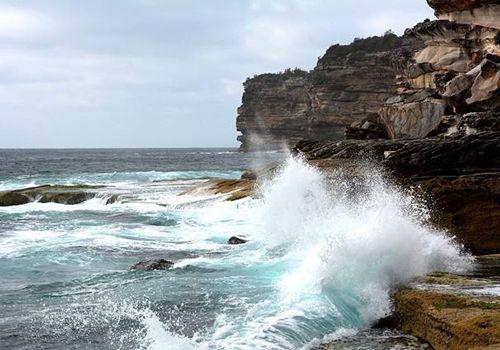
[0,149,472,349]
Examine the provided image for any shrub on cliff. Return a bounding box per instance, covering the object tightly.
[319,32,403,65]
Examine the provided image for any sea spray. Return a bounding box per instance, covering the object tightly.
[136,156,473,349]
[255,156,473,325]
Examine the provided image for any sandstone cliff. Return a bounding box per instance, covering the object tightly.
[236,34,422,151]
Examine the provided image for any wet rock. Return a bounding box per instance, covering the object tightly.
[179,179,255,201]
[394,288,500,350]
[0,191,30,206]
[130,259,174,271]
[105,194,120,205]
[0,185,102,206]
[228,236,248,245]
[294,132,500,254]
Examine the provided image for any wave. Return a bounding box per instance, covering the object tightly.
[1,156,473,349]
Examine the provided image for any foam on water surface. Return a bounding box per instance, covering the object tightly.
[0,153,473,350]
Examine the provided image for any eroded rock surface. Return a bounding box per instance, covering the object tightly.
[236,34,421,151]
[393,258,500,350]
[294,131,500,254]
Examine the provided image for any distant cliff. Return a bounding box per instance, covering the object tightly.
[236,0,499,151]
[236,34,422,151]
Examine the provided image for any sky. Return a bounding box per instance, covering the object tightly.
[0,0,434,148]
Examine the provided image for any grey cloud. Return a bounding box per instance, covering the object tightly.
[0,0,433,148]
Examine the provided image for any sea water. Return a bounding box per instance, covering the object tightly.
[0,149,473,349]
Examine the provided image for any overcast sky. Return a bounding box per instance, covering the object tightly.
[0,0,433,148]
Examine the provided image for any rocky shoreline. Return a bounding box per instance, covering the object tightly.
[229,0,500,347]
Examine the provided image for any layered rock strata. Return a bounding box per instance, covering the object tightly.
[294,129,500,254]
[376,18,499,139]
[236,34,421,151]
[393,255,500,350]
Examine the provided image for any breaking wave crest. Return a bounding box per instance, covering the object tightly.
[135,156,473,349]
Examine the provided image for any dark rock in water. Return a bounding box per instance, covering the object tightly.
[0,185,104,206]
[105,194,120,205]
[228,236,248,245]
[0,191,31,206]
[131,259,174,271]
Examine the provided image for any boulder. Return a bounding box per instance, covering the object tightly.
[378,97,448,139]
[130,259,174,271]
[467,58,500,108]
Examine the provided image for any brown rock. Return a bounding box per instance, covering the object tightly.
[179,179,255,201]
[467,59,500,108]
[394,289,500,350]
[236,34,422,151]
[427,0,497,14]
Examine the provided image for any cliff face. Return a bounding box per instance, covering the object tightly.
[236,35,421,151]
[236,0,499,151]
[292,0,500,255]
[427,0,500,29]
[377,18,499,139]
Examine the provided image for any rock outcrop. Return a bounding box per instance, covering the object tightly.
[236,34,422,151]
[236,0,499,150]
[179,178,255,201]
[294,130,500,254]
[0,185,107,206]
[376,18,499,139]
[393,255,500,350]
[427,0,500,29]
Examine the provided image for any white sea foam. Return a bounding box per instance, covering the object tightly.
[140,156,473,349]
[1,156,474,350]
[254,156,473,323]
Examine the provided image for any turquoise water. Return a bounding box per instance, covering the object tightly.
[0,149,472,349]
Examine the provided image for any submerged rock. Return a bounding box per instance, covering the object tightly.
[130,259,174,271]
[228,236,248,245]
